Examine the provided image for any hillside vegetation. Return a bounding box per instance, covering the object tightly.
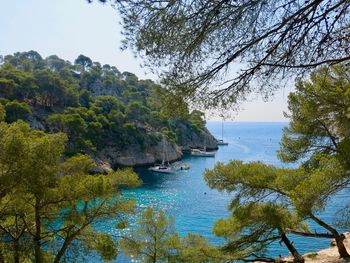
[0,51,215,167]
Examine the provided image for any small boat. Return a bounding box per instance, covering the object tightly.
[149,164,173,173]
[217,120,229,146]
[217,139,229,146]
[149,137,174,173]
[180,163,190,170]
[191,135,216,157]
[191,148,215,157]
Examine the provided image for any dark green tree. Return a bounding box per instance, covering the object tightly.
[74,54,93,72]
[0,104,5,121]
[125,101,150,122]
[91,0,350,109]
[4,100,31,123]
[0,121,141,262]
[213,202,306,262]
[278,65,350,165]
[45,55,70,71]
[120,207,230,263]
[92,95,124,115]
[4,50,45,71]
[205,156,350,261]
[205,65,350,260]
[0,50,211,167]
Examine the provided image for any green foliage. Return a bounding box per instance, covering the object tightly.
[0,121,141,262]
[278,65,350,164]
[0,50,206,155]
[160,127,177,143]
[92,234,118,261]
[205,156,349,218]
[92,95,124,114]
[147,85,190,120]
[74,54,92,71]
[189,110,206,130]
[175,232,238,263]
[4,100,31,123]
[213,202,304,255]
[125,100,150,121]
[107,0,349,109]
[205,65,350,260]
[0,104,5,121]
[205,158,350,260]
[120,207,232,263]
[119,207,175,263]
[306,252,318,259]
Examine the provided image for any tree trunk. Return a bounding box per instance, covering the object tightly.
[13,215,20,263]
[309,213,350,258]
[0,249,4,263]
[54,229,83,263]
[13,239,20,263]
[335,236,350,259]
[290,230,333,238]
[53,237,72,263]
[34,198,42,263]
[281,233,304,263]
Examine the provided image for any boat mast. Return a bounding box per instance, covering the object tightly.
[222,120,224,141]
[165,140,170,165]
[162,135,165,165]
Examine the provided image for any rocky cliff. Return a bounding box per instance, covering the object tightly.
[95,134,183,170]
[1,50,219,171]
[175,122,218,151]
[94,126,217,171]
[28,113,217,171]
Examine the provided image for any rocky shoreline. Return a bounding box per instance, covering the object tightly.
[263,233,350,263]
[94,127,218,172]
[28,109,218,172]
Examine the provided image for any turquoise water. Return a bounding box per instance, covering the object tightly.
[92,121,347,262]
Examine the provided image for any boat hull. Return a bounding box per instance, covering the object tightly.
[180,164,190,170]
[148,166,174,173]
[190,151,216,157]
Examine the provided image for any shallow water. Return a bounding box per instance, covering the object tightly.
[91,121,349,262]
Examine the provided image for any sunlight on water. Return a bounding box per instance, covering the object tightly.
[91,121,347,262]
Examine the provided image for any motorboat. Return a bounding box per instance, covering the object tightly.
[180,163,190,170]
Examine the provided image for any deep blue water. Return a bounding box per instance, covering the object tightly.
[91,121,348,262]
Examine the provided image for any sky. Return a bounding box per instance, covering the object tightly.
[0,0,291,121]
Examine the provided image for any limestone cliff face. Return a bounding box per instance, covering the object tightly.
[93,124,218,170]
[95,135,183,169]
[27,114,216,170]
[175,122,218,151]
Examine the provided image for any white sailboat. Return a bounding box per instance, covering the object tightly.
[148,163,173,173]
[149,139,174,173]
[191,135,216,157]
[217,120,229,145]
[190,148,216,157]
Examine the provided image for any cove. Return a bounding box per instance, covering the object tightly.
[91,121,346,262]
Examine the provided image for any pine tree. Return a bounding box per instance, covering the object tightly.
[0,121,141,262]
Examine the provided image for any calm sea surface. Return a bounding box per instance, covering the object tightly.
[91,121,348,262]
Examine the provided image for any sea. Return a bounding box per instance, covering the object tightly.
[90,121,348,262]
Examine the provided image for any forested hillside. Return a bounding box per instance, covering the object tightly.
[0,51,217,168]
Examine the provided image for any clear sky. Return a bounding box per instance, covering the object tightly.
[0,0,290,121]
